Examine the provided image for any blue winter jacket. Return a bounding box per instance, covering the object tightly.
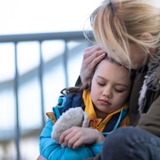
[39,92,128,160]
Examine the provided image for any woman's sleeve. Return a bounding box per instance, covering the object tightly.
[39,118,95,160]
[75,76,81,86]
[137,96,160,137]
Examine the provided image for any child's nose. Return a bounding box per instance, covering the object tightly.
[102,87,112,98]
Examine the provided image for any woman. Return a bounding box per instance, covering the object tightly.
[38,0,160,159]
[81,0,160,159]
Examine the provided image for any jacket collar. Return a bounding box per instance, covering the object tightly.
[83,90,129,132]
[138,48,160,114]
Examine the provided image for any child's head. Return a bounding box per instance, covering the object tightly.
[90,57,132,119]
[61,56,133,102]
[87,0,160,69]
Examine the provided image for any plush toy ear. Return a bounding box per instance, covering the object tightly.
[82,112,89,127]
[46,112,57,124]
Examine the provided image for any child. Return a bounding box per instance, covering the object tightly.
[39,56,133,160]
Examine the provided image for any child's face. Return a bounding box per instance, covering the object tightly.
[91,59,131,119]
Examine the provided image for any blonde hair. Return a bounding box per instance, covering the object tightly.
[87,0,160,69]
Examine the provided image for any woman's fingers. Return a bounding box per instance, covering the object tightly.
[86,51,106,69]
[83,45,106,65]
[80,45,106,84]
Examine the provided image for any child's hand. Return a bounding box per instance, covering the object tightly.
[80,45,106,85]
[59,126,105,149]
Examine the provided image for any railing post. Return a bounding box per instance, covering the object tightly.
[39,41,45,128]
[14,42,21,160]
[64,41,69,87]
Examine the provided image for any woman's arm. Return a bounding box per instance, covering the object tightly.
[137,96,160,137]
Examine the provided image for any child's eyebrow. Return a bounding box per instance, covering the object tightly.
[97,76,129,88]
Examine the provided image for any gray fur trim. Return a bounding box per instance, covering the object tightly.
[138,48,160,114]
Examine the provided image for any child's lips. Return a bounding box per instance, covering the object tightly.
[98,99,111,105]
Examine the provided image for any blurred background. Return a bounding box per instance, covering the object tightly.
[0,0,102,159]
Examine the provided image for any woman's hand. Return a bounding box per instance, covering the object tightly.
[59,126,105,149]
[80,45,106,85]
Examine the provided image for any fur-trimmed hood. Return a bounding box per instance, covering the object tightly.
[138,48,160,114]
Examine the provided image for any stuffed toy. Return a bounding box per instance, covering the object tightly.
[46,107,89,146]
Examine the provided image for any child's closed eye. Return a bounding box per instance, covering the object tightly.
[97,82,105,86]
[114,88,124,93]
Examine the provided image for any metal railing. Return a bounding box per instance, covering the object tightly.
[0,31,93,160]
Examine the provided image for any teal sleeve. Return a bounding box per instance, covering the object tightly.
[89,142,103,156]
[39,118,95,160]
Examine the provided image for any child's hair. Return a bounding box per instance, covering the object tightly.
[61,55,135,95]
[85,0,160,69]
